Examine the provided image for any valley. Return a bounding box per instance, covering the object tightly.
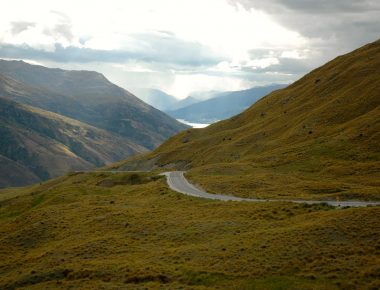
[1,40,379,289]
[116,40,380,202]
[0,2,379,288]
[0,60,187,187]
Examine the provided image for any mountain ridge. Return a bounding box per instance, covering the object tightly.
[166,84,286,123]
[116,39,380,201]
[0,59,188,149]
[0,96,147,187]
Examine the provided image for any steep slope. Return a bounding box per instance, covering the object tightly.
[0,74,87,118]
[117,39,380,201]
[0,60,188,149]
[0,97,146,187]
[0,155,40,187]
[131,88,179,111]
[166,84,285,123]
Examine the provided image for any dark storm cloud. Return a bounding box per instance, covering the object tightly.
[10,21,36,35]
[238,0,380,13]
[0,32,225,66]
[227,0,380,81]
[283,0,380,13]
[229,0,380,51]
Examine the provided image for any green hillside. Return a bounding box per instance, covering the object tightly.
[1,39,379,290]
[117,39,380,201]
[0,171,378,289]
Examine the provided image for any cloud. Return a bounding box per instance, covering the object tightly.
[10,21,36,35]
[2,0,377,98]
[43,10,74,43]
[0,32,225,66]
[225,0,380,86]
[246,58,312,75]
[234,0,380,13]
[129,32,226,66]
[43,23,74,42]
[229,0,380,53]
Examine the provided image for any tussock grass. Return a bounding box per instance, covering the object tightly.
[116,40,380,201]
[0,172,379,289]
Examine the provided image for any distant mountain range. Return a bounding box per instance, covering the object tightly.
[133,85,285,124]
[130,88,179,111]
[0,60,187,187]
[131,88,199,111]
[166,84,286,123]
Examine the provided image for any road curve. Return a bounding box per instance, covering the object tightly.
[162,171,380,208]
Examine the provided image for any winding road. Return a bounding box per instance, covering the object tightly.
[163,171,380,208]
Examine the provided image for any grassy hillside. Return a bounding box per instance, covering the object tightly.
[1,40,379,290]
[0,97,146,187]
[0,171,379,289]
[116,40,380,201]
[0,60,188,149]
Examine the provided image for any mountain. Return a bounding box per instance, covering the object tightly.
[189,90,222,101]
[117,39,380,201]
[0,96,146,187]
[1,40,379,290]
[131,88,179,111]
[0,155,40,187]
[131,88,200,111]
[0,73,86,119]
[0,60,188,149]
[170,96,199,110]
[166,84,285,123]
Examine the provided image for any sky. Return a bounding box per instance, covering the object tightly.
[0,0,379,99]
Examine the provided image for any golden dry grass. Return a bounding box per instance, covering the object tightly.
[0,172,379,289]
[116,39,380,201]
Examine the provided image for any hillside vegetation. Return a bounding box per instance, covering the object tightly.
[0,171,379,289]
[1,40,379,289]
[0,60,188,187]
[0,60,187,150]
[0,97,146,187]
[117,40,380,201]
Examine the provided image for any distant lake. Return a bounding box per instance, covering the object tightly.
[177,119,210,128]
